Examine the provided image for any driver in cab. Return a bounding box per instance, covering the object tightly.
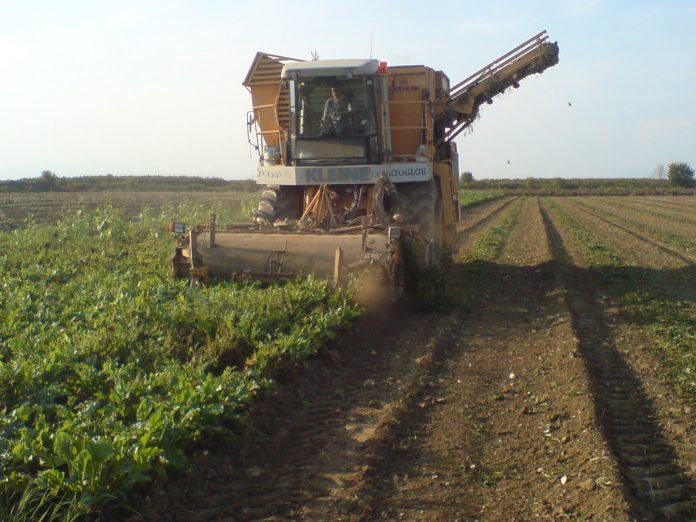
[322,83,352,135]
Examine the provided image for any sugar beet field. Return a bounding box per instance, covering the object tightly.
[1,193,695,521]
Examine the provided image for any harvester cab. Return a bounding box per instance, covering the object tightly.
[172,31,559,298]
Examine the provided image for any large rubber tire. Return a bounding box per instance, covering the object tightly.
[254,185,303,223]
[397,181,444,268]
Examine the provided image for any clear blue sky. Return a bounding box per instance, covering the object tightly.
[1,0,694,180]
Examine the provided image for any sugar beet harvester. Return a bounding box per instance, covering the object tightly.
[172,31,559,297]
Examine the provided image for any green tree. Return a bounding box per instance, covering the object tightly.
[40,170,58,191]
[667,162,694,188]
[460,171,474,185]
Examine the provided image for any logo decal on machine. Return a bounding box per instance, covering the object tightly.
[257,163,432,185]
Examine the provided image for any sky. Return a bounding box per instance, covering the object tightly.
[1,0,695,181]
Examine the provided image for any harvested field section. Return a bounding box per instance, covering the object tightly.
[570,199,696,267]
[552,197,692,269]
[576,198,696,254]
[650,196,696,209]
[542,198,696,519]
[603,197,696,226]
[456,196,515,230]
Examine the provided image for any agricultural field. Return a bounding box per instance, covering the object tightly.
[0,191,256,230]
[1,192,696,520]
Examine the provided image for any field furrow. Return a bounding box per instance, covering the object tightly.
[502,197,551,265]
[135,309,459,521]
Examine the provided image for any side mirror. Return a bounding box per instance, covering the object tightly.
[246,111,258,150]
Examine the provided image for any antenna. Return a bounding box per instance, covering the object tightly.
[310,50,319,61]
[369,34,373,59]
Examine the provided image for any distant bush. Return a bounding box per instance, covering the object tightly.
[667,162,695,188]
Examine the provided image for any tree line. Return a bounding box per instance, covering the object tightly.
[459,162,695,195]
[0,172,260,193]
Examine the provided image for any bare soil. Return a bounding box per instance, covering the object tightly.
[114,195,696,521]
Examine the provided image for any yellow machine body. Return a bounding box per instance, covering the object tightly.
[173,32,559,291]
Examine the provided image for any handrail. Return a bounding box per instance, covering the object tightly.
[251,103,284,164]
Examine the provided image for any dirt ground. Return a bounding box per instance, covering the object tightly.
[125,197,696,521]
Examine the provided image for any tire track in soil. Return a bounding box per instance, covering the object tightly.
[541,203,696,520]
[131,310,457,522]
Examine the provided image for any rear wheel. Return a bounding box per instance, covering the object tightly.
[397,181,444,268]
[254,186,303,224]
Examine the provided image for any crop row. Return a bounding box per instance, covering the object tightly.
[461,198,525,262]
[0,205,358,520]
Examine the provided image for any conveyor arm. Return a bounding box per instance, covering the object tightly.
[440,31,559,145]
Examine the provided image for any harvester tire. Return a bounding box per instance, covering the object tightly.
[397,181,444,268]
[254,185,302,224]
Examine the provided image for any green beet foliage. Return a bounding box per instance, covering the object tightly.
[0,205,359,519]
